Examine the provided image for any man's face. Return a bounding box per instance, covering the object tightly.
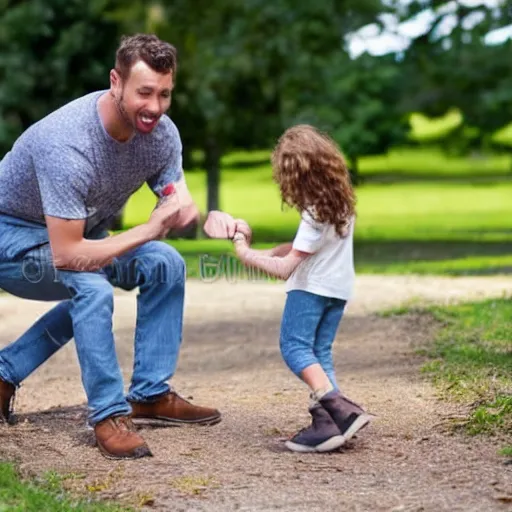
[112,60,173,135]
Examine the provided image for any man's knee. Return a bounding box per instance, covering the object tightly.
[59,272,114,303]
[138,242,185,285]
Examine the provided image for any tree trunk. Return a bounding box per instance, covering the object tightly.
[205,138,221,212]
[349,155,360,185]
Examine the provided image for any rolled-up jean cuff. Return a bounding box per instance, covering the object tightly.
[88,403,133,426]
[0,358,18,387]
[126,388,171,404]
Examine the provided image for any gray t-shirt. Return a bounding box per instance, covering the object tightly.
[0,90,183,235]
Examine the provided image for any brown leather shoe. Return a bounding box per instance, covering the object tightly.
[94,415,153,460]
[0,379,16,424]
[130,391,221,426]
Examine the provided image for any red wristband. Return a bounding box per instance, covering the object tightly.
[162,184,176,196]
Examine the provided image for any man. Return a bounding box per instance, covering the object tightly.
[0,34,233,460]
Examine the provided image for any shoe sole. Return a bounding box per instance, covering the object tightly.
[343,413,374,441]
[131,414,222,427]
[285,434,346,453]
[97,442,153,460]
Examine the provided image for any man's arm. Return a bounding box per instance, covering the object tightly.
[233,235,310,280]
[156,176,201,231]
[47,193,185,271]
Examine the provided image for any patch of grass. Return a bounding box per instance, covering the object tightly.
[396,298,512,438]
[467,396,512,435]
[169,475,218,496]
[85,465,125,494]
[499,446,512,457]
[38,470,86,494]
[0,463,128,511]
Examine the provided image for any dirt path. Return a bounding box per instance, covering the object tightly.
[0,275,511,511]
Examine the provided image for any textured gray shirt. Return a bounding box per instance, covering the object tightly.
[0,90,183,235]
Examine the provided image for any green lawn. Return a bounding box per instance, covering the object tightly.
[387,298,512,447]
[121,150,512,278]
[360,147,512,180]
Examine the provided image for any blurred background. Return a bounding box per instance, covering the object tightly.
[1,0,512,278]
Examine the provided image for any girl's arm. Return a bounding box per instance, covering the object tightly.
[258,243,293,257]
[231,221,293,257]
[233,234,310,280]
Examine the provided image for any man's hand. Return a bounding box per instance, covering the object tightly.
[148,183,200,239]
[147,195,182,239]
[203,211,237,239]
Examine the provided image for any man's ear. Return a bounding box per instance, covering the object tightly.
[110,69,121,91]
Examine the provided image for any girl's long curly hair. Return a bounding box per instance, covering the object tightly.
[271,124,356,237]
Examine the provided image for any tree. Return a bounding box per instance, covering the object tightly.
[0,0,121,156]
[118,0,395,210]
[280,51,409,182]
[398,0,512,153]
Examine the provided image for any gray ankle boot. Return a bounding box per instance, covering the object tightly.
[319,390,373,441]
[285,404,345,453]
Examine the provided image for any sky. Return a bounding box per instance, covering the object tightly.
[347,0,511,58]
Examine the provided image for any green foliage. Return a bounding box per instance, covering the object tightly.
[113,0,403,204]
[399,1,512,153]
[291,53,409,172]
[0,0,120,155]
[409,110,463,143]
[0,463,128,511]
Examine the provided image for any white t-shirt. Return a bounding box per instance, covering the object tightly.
[286,211,355,301]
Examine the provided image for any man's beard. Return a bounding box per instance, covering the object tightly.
[114,92,136,131]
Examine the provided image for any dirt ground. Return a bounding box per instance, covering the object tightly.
[0,275,511,512]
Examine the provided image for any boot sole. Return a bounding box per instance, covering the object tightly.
[131,414,222,427]
[285,434,346,453]
[97,442,153,460]
[343,413,374,441]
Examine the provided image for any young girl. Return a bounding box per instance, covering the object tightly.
[231,124,372,453]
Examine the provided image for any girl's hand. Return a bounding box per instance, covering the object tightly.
[234,219,252,244]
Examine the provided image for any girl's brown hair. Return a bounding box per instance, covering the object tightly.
[271,124,356,237]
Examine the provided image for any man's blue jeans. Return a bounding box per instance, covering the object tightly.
[280,290,346,390]
[0,214,185,425]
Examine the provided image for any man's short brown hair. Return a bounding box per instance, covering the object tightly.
[115,34,177,79]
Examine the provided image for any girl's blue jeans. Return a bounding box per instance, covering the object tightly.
[0,214,185,425]
[280,290,346,390]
